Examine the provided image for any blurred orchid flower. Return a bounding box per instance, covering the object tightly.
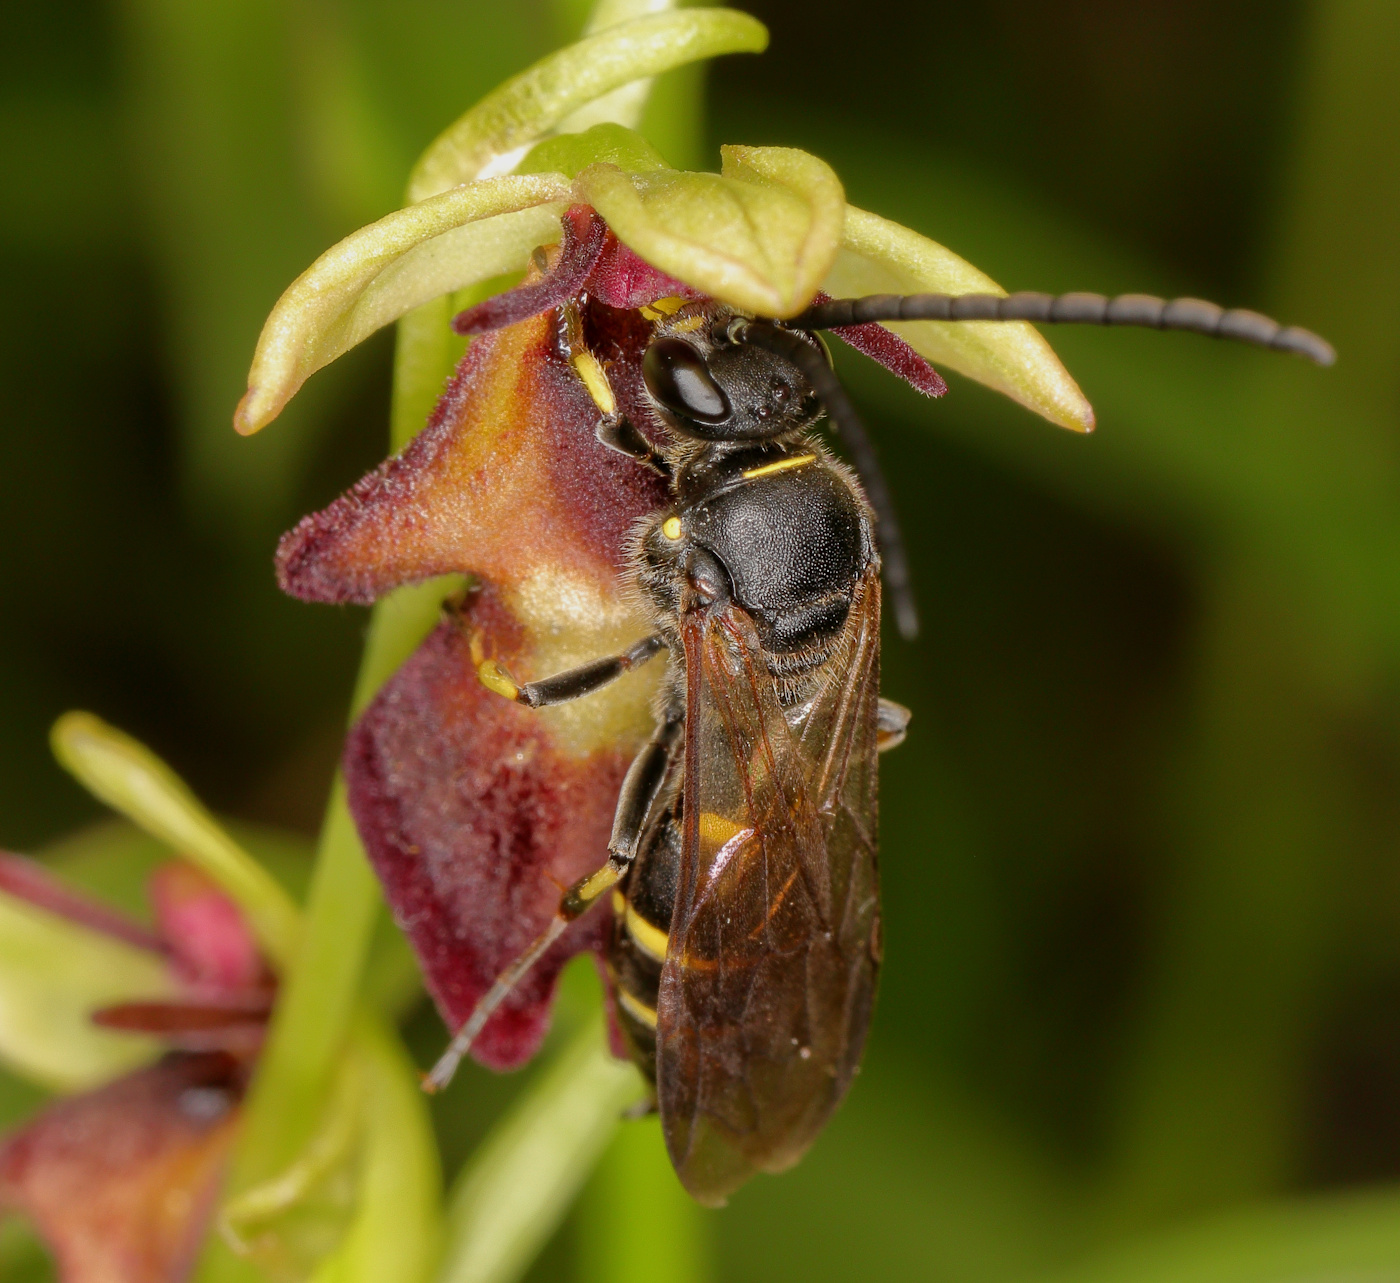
[0,715,437,1283]
[0,842,270,1281]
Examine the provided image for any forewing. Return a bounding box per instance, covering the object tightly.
[657,575,882,1205]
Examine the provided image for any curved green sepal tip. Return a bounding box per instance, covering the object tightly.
[235,175,571,434]
[826,205,1095,432]
[407,9,768,201]
[50,712,303,971]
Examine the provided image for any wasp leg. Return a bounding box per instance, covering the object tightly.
[477,634,666,708]
[596,415,670,477]
[423,716,682,1092]
[877,697,912,752]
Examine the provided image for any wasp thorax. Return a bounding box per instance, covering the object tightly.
[642,315,822,443]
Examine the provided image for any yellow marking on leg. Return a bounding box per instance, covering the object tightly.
[570,349,616,416]
[574,862,622,906]
[661,516,683,540]
[468,631,485,667]
[617,986,658,1029]
[741,453,816,480]
[625,902,670,963]
[476,658,520,702]
[611,889,627,917]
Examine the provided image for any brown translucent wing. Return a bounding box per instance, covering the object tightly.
[656,568,882,1205]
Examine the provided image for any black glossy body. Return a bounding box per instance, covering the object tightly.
[602,306,881,1156]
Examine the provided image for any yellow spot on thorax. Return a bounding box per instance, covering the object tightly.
[661,516,682,540]
[639,297,688,321]
[741,453,816,480]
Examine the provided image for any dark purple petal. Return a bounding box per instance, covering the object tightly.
[585,236,705,311]
[0,852,166,955]
[813,292,948,397]
[452,204,607,335]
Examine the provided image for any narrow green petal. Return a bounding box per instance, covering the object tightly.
[236,175,571,434]
[0,890,177,1092]
[438,1026,644,1283]
[407,9,768,201]
[50,712,303,972]
[827,205,1095,432]
[576,148,844,317]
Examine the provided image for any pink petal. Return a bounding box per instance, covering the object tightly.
[148,862,265,994]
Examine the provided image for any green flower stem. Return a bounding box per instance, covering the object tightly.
[438,1025,645,1283]
[576,1116,709,1283]
[310,1012,443,1283]
[227,783,380,1179]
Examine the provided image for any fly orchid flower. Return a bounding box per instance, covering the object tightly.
[240,6,1095,1083]
[0,715,436,1283]
[0,830,271,1282]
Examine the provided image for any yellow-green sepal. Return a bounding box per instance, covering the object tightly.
[406,9,768,201]
[576,145,845,317]
[0,882,178,1093]
[826,205,1096,432]
[235,175,572,435]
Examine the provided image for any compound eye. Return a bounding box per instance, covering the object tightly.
[643,338,731,425]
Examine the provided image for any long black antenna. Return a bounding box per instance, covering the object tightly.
[794,292,1336,367]
[722,317,920,641]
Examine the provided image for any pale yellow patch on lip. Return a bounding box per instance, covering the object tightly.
[505,567,661,758]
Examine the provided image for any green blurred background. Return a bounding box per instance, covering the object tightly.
[3,0,1399,1279]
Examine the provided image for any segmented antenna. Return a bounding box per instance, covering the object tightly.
[722,317,921,642]
[794,293,1336,367]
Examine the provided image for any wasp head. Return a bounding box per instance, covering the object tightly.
[642,304,824,444]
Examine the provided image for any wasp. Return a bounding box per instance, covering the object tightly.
[421,269,1333,1204]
